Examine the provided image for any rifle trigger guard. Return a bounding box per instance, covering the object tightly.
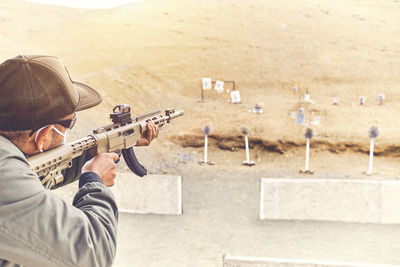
[115,150,121,164]
[121,147,147,177]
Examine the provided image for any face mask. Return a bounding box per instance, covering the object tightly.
[34,126,67,153]
[53,127,67,145]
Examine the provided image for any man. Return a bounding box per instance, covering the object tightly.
[0,55,159,266]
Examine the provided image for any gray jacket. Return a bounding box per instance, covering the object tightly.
[0,135,118,267]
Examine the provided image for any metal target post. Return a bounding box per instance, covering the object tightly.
[300,128,314,174]
[200,125,213,165]
[204,133,208,163]
[245,135,250,163]
[305,137,310,171]
[239,126,255,166]
[367,126,380,175]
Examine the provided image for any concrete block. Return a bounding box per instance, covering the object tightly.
[260,179,381,223]
[381,180,400,224]
[53,173,182,215]
[223,255,398,267]
[110,173,182,215]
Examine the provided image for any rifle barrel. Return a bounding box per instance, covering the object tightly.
[134,110,161,121]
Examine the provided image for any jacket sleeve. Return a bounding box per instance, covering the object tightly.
[0,152,118,267]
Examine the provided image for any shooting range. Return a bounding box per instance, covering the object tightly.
[7,0,400,266]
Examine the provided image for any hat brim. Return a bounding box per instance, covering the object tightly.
[73,81,102,112]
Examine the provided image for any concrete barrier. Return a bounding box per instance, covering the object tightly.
[260,178,400,224]
[54,173,182,215]
[223,255,399,267]
[381,180,400,224]
[110,173,182,215]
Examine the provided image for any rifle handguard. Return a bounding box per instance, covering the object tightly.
[121,147,147,177]
[29,105,184,189]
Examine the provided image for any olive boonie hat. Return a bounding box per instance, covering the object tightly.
[0,55,102,131]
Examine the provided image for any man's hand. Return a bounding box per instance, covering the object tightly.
[81,153,119,187]
[136,121,159,146]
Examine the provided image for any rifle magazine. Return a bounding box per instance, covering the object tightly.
[121,147,147,177]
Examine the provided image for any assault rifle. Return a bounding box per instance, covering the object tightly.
[27,104,184,189]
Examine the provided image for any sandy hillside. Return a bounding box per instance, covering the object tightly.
[1,0,400,156]
[3,3,400,266]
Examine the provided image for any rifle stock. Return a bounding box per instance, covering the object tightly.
[27,105,184,189]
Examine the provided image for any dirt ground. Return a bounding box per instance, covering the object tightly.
[2,0,400,265]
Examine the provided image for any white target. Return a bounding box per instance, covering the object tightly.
[214,80,224,93]
[202,77,212,90]
[230,90,241,104]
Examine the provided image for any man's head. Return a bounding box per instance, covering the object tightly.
[0,55,102,155]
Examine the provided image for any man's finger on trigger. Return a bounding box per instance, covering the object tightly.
[110,152,119,161]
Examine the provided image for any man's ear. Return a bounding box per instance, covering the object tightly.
[34,125,54,152]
